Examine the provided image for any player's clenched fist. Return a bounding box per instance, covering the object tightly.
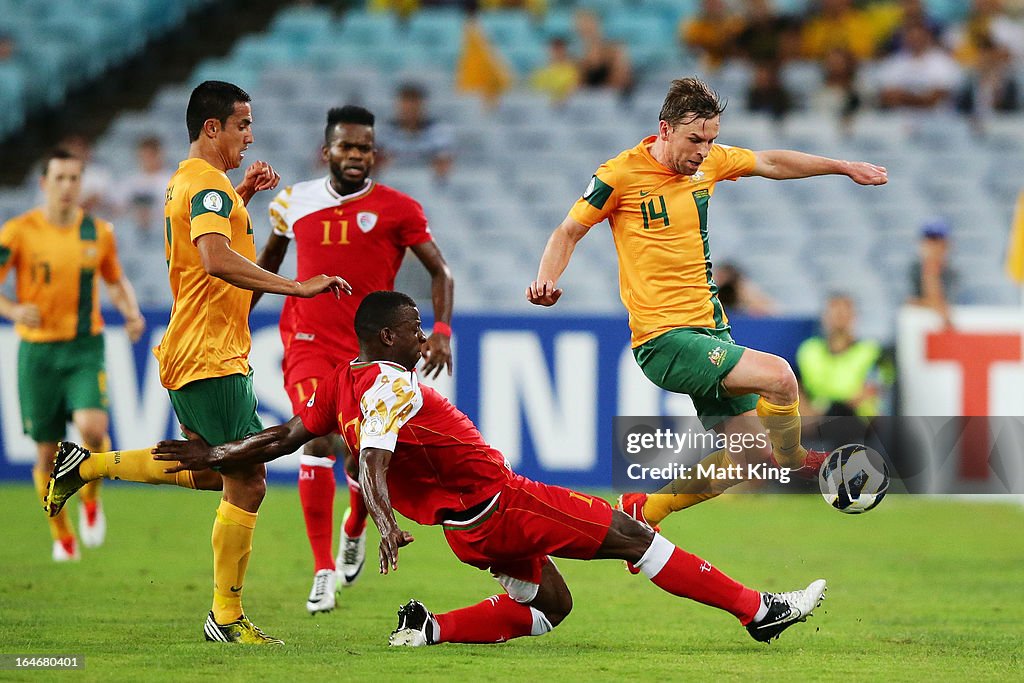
[526,279,563,307]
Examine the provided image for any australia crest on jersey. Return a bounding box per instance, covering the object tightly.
[356,211,378,233]
[708,346,727,367]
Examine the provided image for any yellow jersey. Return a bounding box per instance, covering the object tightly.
[155,158,255,390]
[569,137,756,347]
[0,208,122,342]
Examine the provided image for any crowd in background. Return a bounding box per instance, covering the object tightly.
[7,0,1024,421]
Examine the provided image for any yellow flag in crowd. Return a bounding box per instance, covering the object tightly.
[1007,190,1024,283]
[456,17,512,105]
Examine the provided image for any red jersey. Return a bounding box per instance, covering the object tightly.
[268,177,433,362]
[299,360,514,525]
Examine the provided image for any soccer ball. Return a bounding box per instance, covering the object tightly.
[818,444,890,514]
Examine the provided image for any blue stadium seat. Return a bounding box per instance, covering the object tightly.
[407,10,465,50]
[479,11,535,50]
[603,10,675,51]
[268,5,332,46]
[539,8,574,40]
[337,11,401,51]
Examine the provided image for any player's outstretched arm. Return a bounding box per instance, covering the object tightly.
[153,416,316,472]
[234,161,281,205]
[750,150,887,186]
[196,233,352,298]
[411,240,455,379]
[360,447,414,574]
[527,216,592,307]
[251,232,291,310]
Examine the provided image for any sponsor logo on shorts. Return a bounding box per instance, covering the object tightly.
[306,394,315,408]
[295,332,315,341]
[708,346,727,367]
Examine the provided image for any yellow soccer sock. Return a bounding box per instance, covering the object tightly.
[756,397,807,468]
[79,435,110,504]
[79,479,101,504]
[78,448,196,488]
[211,500,257,625]
[33,466,73,541]
[642,449,734,525]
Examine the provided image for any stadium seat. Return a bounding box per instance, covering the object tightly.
[407,10,465,51]
[479,11,535,50]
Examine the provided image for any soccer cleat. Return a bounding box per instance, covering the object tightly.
[306,568,337,614]
[615,493,660,575]
[44,442,91,517]
[52,537,80,562]
[79,501,106,548]
[794,449,829,480]
[203,611,284,645]
[337,508,366,587]
[388,600,437,647]
[746,579,827,643]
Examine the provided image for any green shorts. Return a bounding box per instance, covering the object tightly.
[18,334,107,442]
[167,370,264,447]
[633,327,759,429]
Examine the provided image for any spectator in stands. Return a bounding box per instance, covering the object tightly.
[680,0,744,72]
[117,136,173,247]
[878,0,946,55]
[876,21,963,110]
[796,293,884,418]
[529,36,579,104]
[907,217,956,327]
[53,133,115,218]
[734,0,801,66]
[800,0,881,61]
[746,61,793,120]
[713,262,778,317]
[809,48,863,127]
[573,9,633,98]
[955,31,1020,120]
[376,82,455,183]
[947,0,1024,67]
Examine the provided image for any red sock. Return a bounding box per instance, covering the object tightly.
[59,536,76,556]
[434,594,539,643]
[298,456,336,571]
[343,474,368,537]
[638,534,761,624]
[83,500,99,525]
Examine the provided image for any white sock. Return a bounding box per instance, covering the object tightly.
[752,594,769,623]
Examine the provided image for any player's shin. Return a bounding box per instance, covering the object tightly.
[211,500,257,624]
[634,533,762,625]
[78,436,108,518]
[344,473,368,536]
[298,455,336,571]
[433,594,550,644]
[643,448,734,524]
[78,447,197,488]
[756,397,807,468]
[34,465,74,542]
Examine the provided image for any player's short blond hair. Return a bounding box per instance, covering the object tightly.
[659,77,726,127]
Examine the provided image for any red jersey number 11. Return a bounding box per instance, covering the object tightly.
[321,219,351,246]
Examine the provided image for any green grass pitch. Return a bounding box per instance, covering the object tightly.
[1,483,1022,682]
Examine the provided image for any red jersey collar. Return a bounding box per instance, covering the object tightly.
[324,176,375,204]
